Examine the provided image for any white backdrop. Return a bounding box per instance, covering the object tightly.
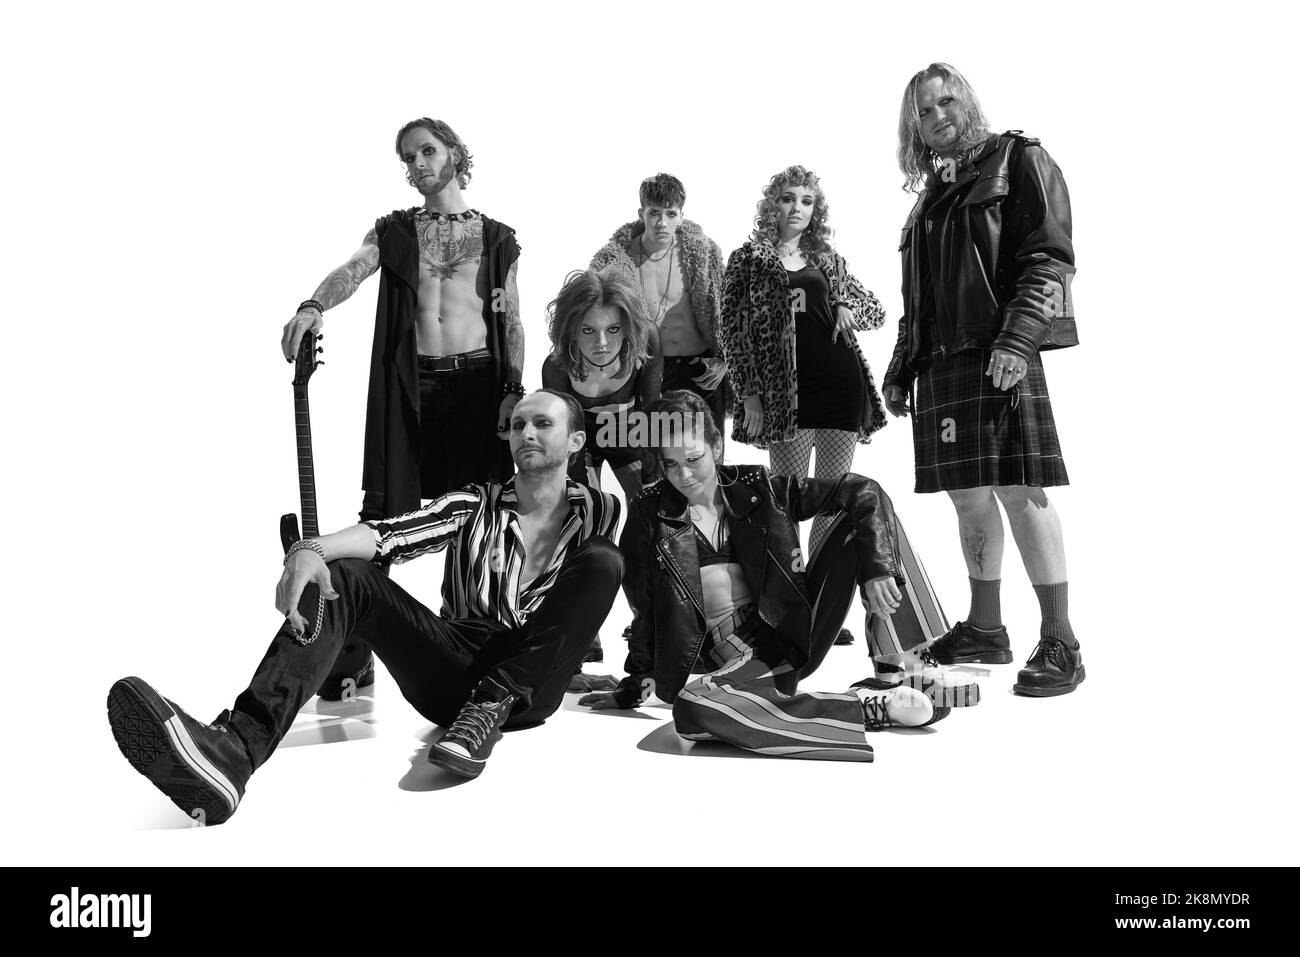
[3,0,1296,866]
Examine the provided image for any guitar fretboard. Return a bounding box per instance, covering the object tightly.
[294,388,318,539]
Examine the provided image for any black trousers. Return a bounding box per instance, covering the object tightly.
[338,364,503,688]
[359,363,501,523]
[798,514,935,679]
[662,354,727,435]
[228,537,623,770]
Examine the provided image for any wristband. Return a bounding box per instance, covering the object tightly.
[502,381,525,398]
[284,538,326,565]
[297,299,324,315]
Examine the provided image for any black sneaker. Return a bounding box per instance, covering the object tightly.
[927,620,1013,665]
[427,692,517,779]
[850,677,941,728]
[1013,638,1085,697]
[316,649,376,701]
[107,677,252,826]
[834,628,855,646]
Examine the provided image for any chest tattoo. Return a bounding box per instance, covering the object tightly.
[416,213,484,280]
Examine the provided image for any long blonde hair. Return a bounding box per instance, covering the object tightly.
[897,63,993,193]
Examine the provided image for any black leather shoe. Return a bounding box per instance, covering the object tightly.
[427,691,517,779]
[317,650,376,701]
[834,628,855,646]
[927,621,1013,665]
[1013,638,1085,697]
[107,677,252,825]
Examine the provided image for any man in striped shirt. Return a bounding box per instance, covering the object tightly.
[107,391,623,823]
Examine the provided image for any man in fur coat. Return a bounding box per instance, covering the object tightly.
[589,173,727,433]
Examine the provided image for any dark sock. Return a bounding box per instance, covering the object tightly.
[1033,581,1077,649]
[968,578,1002,630]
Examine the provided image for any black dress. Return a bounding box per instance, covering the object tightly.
[788,265,864,431]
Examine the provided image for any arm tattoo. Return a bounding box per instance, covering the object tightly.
[502,259,524,380]
[312,228,380,310]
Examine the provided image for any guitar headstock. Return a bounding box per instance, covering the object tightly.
[292,330,323,386]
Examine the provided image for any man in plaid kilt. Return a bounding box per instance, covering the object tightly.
[882,63,1083,697]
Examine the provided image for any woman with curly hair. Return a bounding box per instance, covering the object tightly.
[541,266,663,500]
[720,166,890,641]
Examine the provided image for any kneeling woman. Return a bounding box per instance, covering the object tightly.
[581,391,974,761]
[541,267,662,499]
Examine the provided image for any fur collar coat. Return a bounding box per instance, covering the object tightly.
[590,219,724,353]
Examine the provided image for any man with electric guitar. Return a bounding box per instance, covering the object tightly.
[107,390,622,823]
[279,117,526,701]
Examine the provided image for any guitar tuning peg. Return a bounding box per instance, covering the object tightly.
[316,347,323,353]
[317,360,325,366]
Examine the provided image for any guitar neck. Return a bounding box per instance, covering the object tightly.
[293,385,319,539]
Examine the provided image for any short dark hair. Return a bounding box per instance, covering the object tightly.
[394,118,474,189]
[639,173,686,210]
[530,388,585,437]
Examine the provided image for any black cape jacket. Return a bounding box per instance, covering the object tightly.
[360,209,520,516]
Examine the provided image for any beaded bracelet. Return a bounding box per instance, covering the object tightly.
[297,299,324,315]
[284,538,326,565]
[502,381,525,398]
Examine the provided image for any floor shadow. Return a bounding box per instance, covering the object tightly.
[635,722,763,759]
[558,694,662,720]
[278,697,382,749]
[397,726,473,792]
[636,719,931,756]
[137,808,212,831]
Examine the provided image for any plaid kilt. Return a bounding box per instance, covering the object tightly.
[911,350,1069,493]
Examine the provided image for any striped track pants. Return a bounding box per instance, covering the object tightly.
[673,645,874,762]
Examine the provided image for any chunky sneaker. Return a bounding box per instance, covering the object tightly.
[1013,638,1085,697]
[834,628,855,646]
[107,677,252,825]
[927,620,1013,665]
[850,678,941,729]
[427,692,517,779]
[317,649,376,702]
[874,645,981,708]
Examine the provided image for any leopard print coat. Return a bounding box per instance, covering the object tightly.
[720,239,888,448]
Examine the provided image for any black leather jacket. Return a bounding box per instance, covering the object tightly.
[883,132,1078,393]
[615,465,902,706]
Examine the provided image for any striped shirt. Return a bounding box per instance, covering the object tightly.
[364,479,620,628]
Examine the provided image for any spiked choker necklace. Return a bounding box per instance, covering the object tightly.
[416,208,480,223]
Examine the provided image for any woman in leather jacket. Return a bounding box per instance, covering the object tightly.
[580,391,977,761]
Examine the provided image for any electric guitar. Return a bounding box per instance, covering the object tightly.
[280,330,323,552]
[280,330,326,642]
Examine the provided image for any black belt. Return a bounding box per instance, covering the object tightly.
[418,350,492,373]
